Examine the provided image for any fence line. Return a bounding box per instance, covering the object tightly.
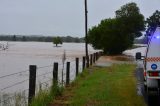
[36,71,52,78]
[39,78,52,86]
[37,65,53,70]
[0,62,65,80]
[0,70,29,79]
[1,79,29,91]
[38,79,53,91]
[0,51,102,106]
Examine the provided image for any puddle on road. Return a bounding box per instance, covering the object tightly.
[136,67,144,96]
[137,82,143,96]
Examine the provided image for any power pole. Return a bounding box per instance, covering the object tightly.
[84,0,89,68]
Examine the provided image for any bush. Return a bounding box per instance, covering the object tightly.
[30,82,63,106]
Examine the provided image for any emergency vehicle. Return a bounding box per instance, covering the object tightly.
[136,26,160,95]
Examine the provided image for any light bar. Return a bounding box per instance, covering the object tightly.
[156,36,160,39]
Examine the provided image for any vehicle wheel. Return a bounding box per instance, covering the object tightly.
[144,79,147,92]
[144,84,147,92]
[147,87,150,96]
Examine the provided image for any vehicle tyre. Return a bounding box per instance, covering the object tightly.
[144,84,147,92]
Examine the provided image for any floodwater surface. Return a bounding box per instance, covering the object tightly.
[0,42,98,93]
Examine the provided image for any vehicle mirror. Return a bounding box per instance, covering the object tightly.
[135,52,142,60]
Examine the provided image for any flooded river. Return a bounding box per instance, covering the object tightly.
[0,41,100,105]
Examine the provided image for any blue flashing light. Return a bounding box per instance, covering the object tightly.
[156,36,160,39]
[151,64,157,70]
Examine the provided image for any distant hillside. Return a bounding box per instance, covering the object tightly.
[0,35,84,43]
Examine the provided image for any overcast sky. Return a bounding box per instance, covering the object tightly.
[0,0,160,37]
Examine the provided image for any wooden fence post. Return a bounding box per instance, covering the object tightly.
[53,62,58,84]
[66,62,70,85]
[98,51,102,58]
[97,52,99,60]
[82,56,86,70]
[76,58,79,77]
[93,53,96,63]
[96,52,98,61]
[90,54,93,65]
[86,56,89,68]
[28,65,37,104]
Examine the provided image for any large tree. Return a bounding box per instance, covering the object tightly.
[146,10,160,36]
[88,18,129,54]
[88,2,145,55]
[115,2,145,38]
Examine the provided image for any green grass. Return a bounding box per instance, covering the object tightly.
[0,91,27,106]
[66,64,146,106]
[30,82,63,106]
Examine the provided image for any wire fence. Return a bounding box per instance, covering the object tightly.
[0,89,28,106]
[0,69,29,79]
[0,51,102,106]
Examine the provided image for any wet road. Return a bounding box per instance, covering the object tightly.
[136,67,160,106]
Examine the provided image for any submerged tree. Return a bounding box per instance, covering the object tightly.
[53,37,63,47]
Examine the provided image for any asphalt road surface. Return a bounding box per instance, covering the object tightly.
[136,67,160,106]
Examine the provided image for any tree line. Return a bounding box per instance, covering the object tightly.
[0,35,84,43]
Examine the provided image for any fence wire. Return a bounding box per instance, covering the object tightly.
[0,52,100,106]
[36,71,52,78]
[37,64,53,70]
[0,69,29,79]
[1,79,29,91]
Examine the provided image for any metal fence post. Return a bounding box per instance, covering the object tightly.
[28,65,37,104]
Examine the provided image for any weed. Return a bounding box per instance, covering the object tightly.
[30,81,63,106]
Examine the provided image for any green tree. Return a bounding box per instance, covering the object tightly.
[88,26,102,49]
[53,37,63,47]
[115,2,145,38]
[88,2,145,55]
[146,10,160,36]
[89,18,127,54]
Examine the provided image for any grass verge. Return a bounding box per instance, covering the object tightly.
[51,64,146,106]
[30,82,63,106]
